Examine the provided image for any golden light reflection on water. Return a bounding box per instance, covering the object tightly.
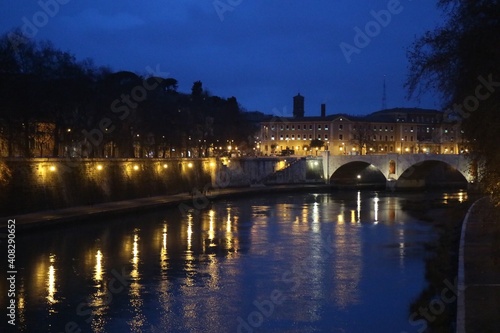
[373,195,379,223]
[94,250,103,282]
[208,209,215,243]
[90,248,107,333]
[187,215,193,251]
[226,208,235,252]
[185,214,195,286]
[157,222,172,327]
[128,229,145,333]
[160,224,169,275]
[226,208,232,248]
[312,203,320,232]
[332,215,362,309]
[357,191,361,223]
[47,254,57,306]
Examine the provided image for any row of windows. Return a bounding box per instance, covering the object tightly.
[266,124,459,133]
[268,124,331,131]
[270,134,330,140]
[265,134,462,143]
[267,135,408,141]
[369,126,394,132]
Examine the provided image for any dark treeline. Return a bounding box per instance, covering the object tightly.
[0,30,257,158]
[406,1,500,205]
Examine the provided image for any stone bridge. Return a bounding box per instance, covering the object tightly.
[321,153,473,183]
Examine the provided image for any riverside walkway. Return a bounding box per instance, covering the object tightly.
[457,197,500,333]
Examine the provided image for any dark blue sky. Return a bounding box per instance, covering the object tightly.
[0,0,444,116]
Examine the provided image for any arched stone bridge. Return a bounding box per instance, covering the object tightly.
[321,153,473,183]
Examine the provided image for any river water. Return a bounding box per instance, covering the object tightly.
[4,190,468,333]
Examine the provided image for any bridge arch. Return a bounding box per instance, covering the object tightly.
[330,161,387,185]
[397,159,468,188]
[323,153,473,186]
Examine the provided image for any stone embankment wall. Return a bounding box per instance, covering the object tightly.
[0,158,214,215]
[0,157,324,215]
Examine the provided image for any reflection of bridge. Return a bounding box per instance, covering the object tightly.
[322,153,473,185]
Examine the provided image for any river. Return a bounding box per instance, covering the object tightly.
[3,190,468,333]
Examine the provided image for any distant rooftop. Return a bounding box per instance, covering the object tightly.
[260,107,443,123]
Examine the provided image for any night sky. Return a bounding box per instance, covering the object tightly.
[0,0,444,116]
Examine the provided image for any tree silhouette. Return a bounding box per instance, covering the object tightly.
[406,0,500,205]
[350,122,374,154]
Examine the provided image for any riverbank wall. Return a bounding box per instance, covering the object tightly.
[0,157,324,216]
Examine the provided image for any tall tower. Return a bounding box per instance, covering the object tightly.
[382,75,387,110]
[293,93,304,118]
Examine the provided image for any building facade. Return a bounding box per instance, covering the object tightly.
[259,106,465,157]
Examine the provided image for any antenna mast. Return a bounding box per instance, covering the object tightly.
[382,75,387,110]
